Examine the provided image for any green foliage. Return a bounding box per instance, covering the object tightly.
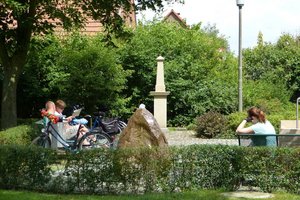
[21,35,62,98]
[0,125,33,145]
[119,22,237,126]
[240,147,300,193]
[0,119,41,145]
[169,145,241,191]
[16,34,63,117]
[114,147,171,193]
[0,145,241,193]
[24,33,132,117]
[14,20,300,128]
[243,79,292,111]
[243,33,300,100]
[242,33,300,130]
[195,111,227,138]
[0,0,181,129]
[54,34,131,115]
[226,112,246,134]
[2,145,300,194]
[0,145,56,190]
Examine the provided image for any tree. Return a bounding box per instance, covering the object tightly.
[21,33,131,118]
[0,0,181,129]
[16,34,63,118]
[119,22,237,126]
[243,33,300,106]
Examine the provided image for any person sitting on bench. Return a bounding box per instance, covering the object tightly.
[41,100,89,144]
[236,107,276,146]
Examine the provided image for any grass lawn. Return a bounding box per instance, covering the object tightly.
[1,189,300,200]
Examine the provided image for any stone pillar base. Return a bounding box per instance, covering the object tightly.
[150,91,170,129]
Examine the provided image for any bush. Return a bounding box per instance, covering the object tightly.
[169,145,241,191]
[195,111,227,138]
[226,112,246,132]
[0,145,56,190]
[0,145,241,193]
[240,147,300,193]
[1,145,300,194]
[0,125,34,145]
[0,119,42,145]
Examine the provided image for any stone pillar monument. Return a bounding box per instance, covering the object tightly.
[150,56,170,130]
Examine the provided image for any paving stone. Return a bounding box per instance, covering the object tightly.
[165,130,239,146]
[222,191,274,199]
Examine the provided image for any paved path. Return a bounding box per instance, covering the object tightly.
[165,130,239,146]
[222,190,274,199]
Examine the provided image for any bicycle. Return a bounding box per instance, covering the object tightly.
[86,111,127,147]
[31,119,112,151]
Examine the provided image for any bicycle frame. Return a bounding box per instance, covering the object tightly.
[32,116,113,151]
[90,115,123,135]
[44,121,82,150]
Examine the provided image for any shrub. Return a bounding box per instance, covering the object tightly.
[0,119,42,145]
[0,145,56,190]
[195,111,227,138]
[226,112,246,133]
[2,145,300,194]
[0,125,33,145]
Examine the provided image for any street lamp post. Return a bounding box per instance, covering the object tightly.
[236,0,244,112]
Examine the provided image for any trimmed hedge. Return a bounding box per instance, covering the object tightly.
[0,119,41,145]
[1,145,300,194]
[0,145,57,190]
[0,125,33,145]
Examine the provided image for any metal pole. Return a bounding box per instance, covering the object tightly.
[238,5,243,112]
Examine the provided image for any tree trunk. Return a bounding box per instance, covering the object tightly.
[1,64,19,129]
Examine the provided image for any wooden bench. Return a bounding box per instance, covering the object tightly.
[237,134,300,147]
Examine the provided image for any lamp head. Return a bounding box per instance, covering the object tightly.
[236,0,244,7]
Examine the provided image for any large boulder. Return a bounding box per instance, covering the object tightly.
[117,108,168,149]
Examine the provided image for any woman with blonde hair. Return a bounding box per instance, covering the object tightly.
[236,107,276,146]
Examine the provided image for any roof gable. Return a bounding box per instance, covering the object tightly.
[163,9,188,28]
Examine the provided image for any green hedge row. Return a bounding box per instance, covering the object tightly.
[1,145,300,194]
[0,145,57,190]
[0,119,41,145]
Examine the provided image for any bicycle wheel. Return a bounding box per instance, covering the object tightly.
[78,132,112,150]
[31,135,51,148]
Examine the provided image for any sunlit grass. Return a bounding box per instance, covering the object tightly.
[1,189,300,200]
